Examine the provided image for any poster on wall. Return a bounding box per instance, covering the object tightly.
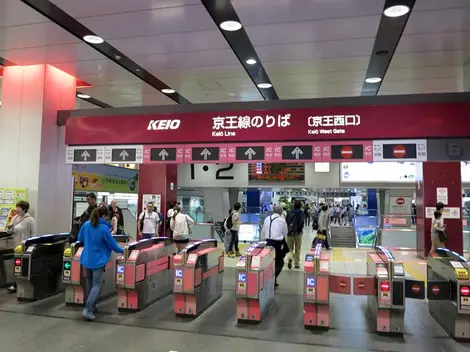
[142,194,161,213]
[0,188,28,230]
[389,196,412,215]
[72,164,138,194]
[341,162,417,183]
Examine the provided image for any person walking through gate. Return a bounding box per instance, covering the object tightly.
[429,210,446,255]
[262,205,289,288]
[78,206,123,321]
[286,200,305,269]
[227,202,242,258]
[316,204,331,250]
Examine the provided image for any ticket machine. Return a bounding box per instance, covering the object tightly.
[62,234,128,306]
[427,248,470,340]
[14,233,70,301]
[116,237,176,312]
[235,241,275,323]
[173,239,224,317]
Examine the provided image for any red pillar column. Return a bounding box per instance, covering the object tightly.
[137,164,178,234]
[416,162,463,257]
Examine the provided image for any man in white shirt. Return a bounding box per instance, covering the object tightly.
[138,202,160,239]
[263,205,289,288]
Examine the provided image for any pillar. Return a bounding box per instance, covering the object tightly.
[416,162,463,257]
[138,164,177,232]
[0,65,76,234]
[228,188,240,209]
[246,188,260,213]
[367,189,378,216]
[203,188,229,222]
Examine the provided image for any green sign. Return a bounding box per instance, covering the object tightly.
[64,261,71,270]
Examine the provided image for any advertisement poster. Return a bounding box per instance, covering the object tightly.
[389,196,412,215]
[142,194,161,213]
[0,188,27,230]
[72,164,138,193]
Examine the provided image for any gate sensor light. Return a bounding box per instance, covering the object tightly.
[461,286,470,296]
[380,282,390,292]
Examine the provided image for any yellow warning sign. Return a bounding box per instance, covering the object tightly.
[307,288,314,293]
[176,278,182,284]
[455,268,469,280]
[238,283,245,288]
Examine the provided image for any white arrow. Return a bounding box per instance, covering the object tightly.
[81,150,90,161]
[291,147,303,160]
[245,147,256,160]
[200,148,211,160]
[119,150,129,161]
[158,149,169,160]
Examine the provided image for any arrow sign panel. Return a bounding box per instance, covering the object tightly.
[143,145,184,164]
[322,141,373,162]
[373,139,427,162]
[104,145,143,164]
[227,143,274,163]
[184,144,228,163]
[281,145,313,160]
[66,146,105,164]
[237,146,264,161]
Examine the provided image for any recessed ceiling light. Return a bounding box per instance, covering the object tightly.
[257,83,272,89]
[83,35,104,44]
[365,77,382,84]
[220,20,242,32]
[161,88,176,94]
[383,5,410,18]
[246,59,257,65]
[77,94,91,99]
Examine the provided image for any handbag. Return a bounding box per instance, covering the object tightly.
[437,229,448,242]
[185,215,192,235]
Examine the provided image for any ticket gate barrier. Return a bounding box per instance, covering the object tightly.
[173,239,224,317]
[116,237,176,312]
[303,244,425,333]
[14,233,70,301]
[62,234,129,306]
[235,241,275,323]
[427,248,470,340]
[0,232,15,288]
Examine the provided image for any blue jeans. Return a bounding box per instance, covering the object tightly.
[85,267,103,314]
[142,233,154,239]
[228,230,239,252]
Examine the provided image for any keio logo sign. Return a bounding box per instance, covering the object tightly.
[147,119,181,131]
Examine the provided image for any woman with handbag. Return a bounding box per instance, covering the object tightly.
[429,211,446,256]
[4,201,37,293]
[170,206,194,252]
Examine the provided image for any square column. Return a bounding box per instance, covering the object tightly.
[0,65,76,233]
[416,162,463,257]
[138,164,178,232]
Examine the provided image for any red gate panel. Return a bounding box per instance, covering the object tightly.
[353,276,377,295]
[329,275,351,294]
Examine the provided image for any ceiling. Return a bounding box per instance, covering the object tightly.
[0,0,469,109]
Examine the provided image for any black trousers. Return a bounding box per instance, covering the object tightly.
[266,239,288,283]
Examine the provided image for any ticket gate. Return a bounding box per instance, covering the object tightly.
[303,244,425,333]
[62,234,129,306]
[235,241,275,323]
[14,233,70,301]
[427,248,470,340]
[116,237,176,312]
[173,239,224,317]
[0,231,15,288]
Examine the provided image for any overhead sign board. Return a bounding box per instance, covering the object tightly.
[426,138,470,161]
[184,144,228,163]
[66,146,104,164]
[273,143,322,162]
[227,143,274,163]
[373,139,427,162]
[322,141,373,162]
[143,145,184,164]
[104,145,143,163]
[65,103,470,146]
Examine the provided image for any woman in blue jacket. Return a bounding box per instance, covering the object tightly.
[78,206,124,321]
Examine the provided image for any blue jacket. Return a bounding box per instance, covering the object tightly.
[78,218,123,269]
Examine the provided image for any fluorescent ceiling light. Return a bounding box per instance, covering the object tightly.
[83,35,104,44]
[365,77,382,84]
[220,20,242,32]
[246,58,257,65]
[77,94,91,99]
[257,83,272,89]
[161,88,176,94]
[383,5,410,18]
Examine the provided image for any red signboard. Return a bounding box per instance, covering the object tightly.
[143,144,184,164]
[272,142,322,162]
[183,144,228,163]
[227,143,274,163]
[321,141,373,162]
[65,103,470,145]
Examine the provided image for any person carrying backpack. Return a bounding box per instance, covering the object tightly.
[223,209,233,255]
[286,200,305,269]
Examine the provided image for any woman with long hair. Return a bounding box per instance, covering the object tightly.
[78,206,124,321]
[170,205,194,251]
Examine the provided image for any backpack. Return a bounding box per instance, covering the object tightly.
[287,212,302,236]
[225,214,233,230]
[139,212,146,232]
